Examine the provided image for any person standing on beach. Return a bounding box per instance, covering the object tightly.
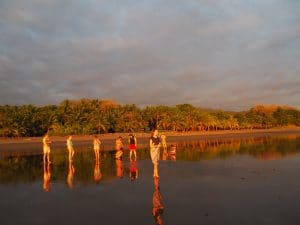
[160,134,168,160]
[128,133,137,161]
[67,135,75,161]
[150,129,161,177]
[160,134,167,151]
[115,136,124,159]
[42,134,51,164]
[93,136,101,162]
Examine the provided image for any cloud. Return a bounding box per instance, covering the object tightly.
[0,0,299,110]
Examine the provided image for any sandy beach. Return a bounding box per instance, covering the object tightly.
[1,128,300,225]
[0,127,299,156]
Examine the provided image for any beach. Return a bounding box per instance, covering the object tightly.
[0,133,300,225]
[0,127,299,156]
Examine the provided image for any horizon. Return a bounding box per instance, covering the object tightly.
[0,97,298,112]
[1,0,299,110]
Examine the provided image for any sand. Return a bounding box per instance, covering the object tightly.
[0,127,299,156]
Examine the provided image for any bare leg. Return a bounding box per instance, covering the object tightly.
[69,151,72,162]
[153,164,159,177]
[96,150,100,162]
[47,153,51,163]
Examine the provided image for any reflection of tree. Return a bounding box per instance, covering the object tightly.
[255,151,283,160]
[169,136,300,161]
[0,137,300,186]
[0,155,42,184]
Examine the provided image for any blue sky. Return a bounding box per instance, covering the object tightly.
[0,0,299,110]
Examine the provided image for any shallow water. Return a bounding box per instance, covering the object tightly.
[1,136,300,225]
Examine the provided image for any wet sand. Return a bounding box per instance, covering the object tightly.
[1,154,300,225]
[0,133,300,225]
[0,127,300,156]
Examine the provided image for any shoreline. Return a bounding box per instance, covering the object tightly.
[0,127,300,144]
[0,127,299,156]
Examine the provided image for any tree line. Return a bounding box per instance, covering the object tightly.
[0,99,299,137]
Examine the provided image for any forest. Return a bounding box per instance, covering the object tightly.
[0,99,299,137]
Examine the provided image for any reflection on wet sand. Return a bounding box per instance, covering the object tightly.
[43,162,51,192]
[172,136,300,160]
[116,158,124,179]
[152,176,165,225]
[67,160,75,189]
[162,144,176,161]
[129,160,138,182]
[169,145,177,161]
[1,135,300,225]
[0,136,299,187]
[162,148,168,161]
[94,158,102,183]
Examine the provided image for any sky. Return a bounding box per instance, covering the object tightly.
[0,0,299,110]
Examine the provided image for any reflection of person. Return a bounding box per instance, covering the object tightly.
[169,144,177,161]
[152,177,165,225]
[42,134,51,163]
[67,135,75,161]
[129,160,139,181]
[128,134,137,161]
[43,161,51,192]
[94,159,102,183]
[93,136,101,162]
[115,136,124,159]
[162,149,168,161]
[150,129,161,177]
[160,134,167,151]
[161,134,168,161]
[116,158,124,178]
[67,160,75,189]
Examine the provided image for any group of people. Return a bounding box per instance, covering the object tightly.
[42,134,102,163]
[42,129,175,178]
[42,130,166,224]
[114,133,138,161]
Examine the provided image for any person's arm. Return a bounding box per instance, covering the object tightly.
[150,138,153,148]
[46,137,51,145]
[135,137,137,147]
[158,137,161,148]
